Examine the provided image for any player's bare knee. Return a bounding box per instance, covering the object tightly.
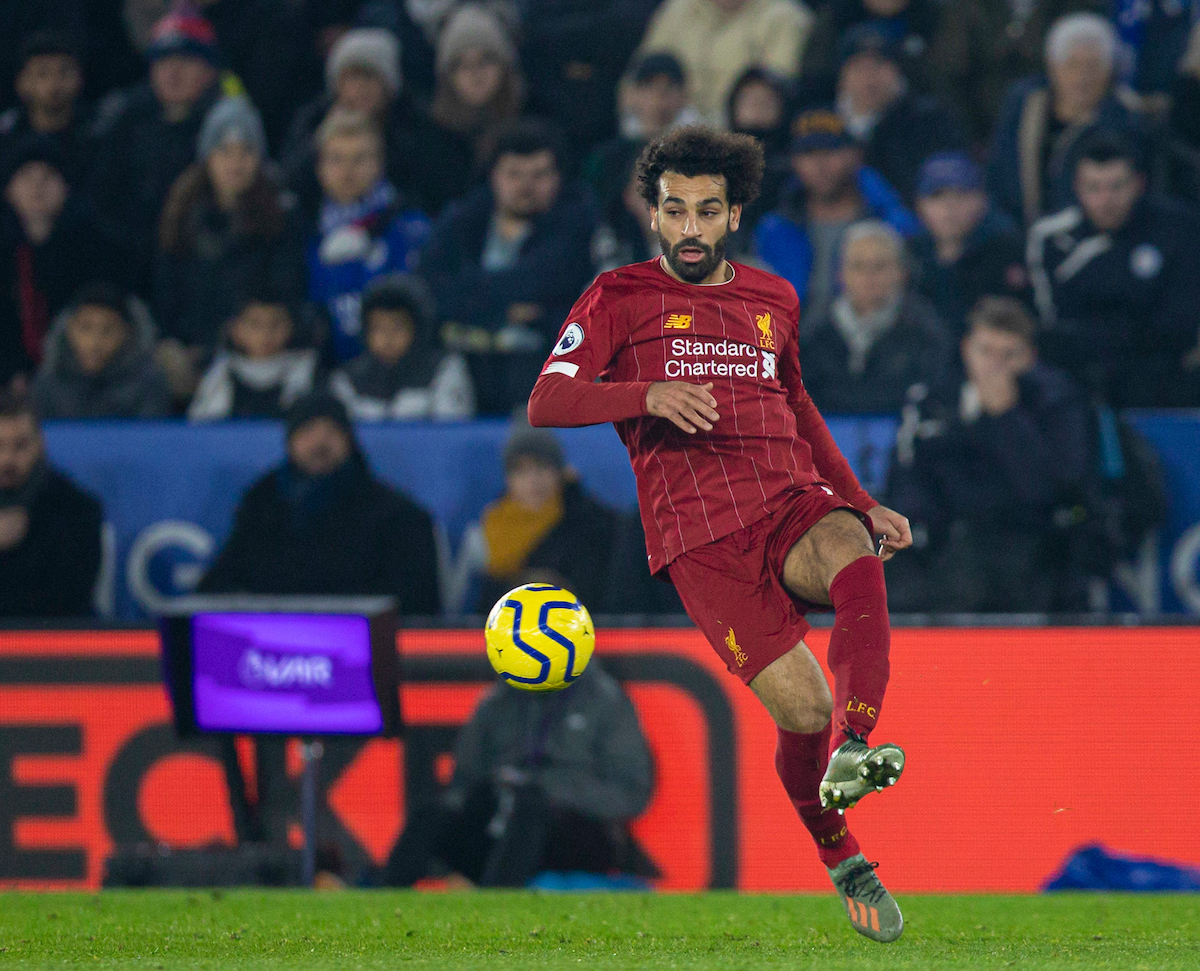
[774,691,833,734]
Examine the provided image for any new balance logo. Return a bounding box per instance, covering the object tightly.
[664,314,692,329]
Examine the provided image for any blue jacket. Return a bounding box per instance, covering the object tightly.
[307,204,430,362]
[753,167,919,305]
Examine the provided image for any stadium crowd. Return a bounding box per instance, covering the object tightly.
[2,0,1199,616]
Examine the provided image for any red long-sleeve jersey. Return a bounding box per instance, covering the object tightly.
[528,258,876,574]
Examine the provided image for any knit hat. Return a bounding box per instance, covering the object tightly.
[790,108,853,154]
[916,151,983,197]
[632,51,686,87]
[146,4,219,66]
[285,391,354,442]
[436,4,517,77]
[503,425,565,473]
[838,21,905,68]
[197,97,266,160]
[0,133,67,188]
[326,28,402,96]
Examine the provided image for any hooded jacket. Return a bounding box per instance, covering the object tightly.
[33,296,171,418]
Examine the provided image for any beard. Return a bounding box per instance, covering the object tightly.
[657,230,728,283]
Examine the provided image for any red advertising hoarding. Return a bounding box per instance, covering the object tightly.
[2,627,1198,891]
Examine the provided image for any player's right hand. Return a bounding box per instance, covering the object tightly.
[646,381,720,434]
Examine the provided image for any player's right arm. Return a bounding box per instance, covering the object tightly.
[527,276,720,432]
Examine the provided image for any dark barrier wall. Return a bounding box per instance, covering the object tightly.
[3,627,1198,892]
[38,414,1200,618]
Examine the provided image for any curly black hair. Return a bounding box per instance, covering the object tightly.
[635,125,765,209]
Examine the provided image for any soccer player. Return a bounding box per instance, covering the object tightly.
[528,126,912,942]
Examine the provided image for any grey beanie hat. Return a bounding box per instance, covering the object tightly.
[503,425,565,473]
[327,28,402,95]
[437,4,517,77]
[197,97,266,160]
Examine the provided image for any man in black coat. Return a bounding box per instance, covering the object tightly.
[0,33,94,187]
[835,24,967,206]
[86,8,222,293]
[420,120,597,414]
[0,389,102,618]
[910,152,1029,337]
[884,297,1090,612]
[198,392,441,616]
[1028,130,1200,406]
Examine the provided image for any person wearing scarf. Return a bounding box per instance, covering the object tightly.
[800,219,952,413]
[306,110,429,362]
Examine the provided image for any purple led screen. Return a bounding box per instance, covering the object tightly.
[191,613,383,734]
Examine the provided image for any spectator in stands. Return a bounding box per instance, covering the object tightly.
[199,391,442,613]
[754,108,917,322]
[422,3,526,216]
[87,6,223,291]
[520,0,661,152]
[634,0,814,127]
[987,13,1145,228]
[1117,0,1195,96]
[930,0,1110,145]
[587,53,694,220]
[834,23,967,205]
[800,0,941,104]
[282,27,443,219]
[195,0,308,150]
[1166,21,1200,203]
[1028,130,1200,407]
[1,137,118,393]
[910,152,1028,337]
[449,425,617,615]
[800,219,951,413]
[0,390,102,618]
[0,33,92,185]
[188,292,319,421]
[33,283,171,419]
[156,97,304,402]
[884,297,1089,612]
[592,167,660,275]
[422,120,596,415]
[330,273,473,421]
[725,66,793,251]
[307,110,429,363]
[383,659,653,888]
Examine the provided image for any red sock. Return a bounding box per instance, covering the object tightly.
[828,555,891,751]
[776,724,860,868]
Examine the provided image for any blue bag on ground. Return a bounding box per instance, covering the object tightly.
[1043,844,1200,892]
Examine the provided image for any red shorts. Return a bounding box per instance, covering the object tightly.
[668,485,873,685]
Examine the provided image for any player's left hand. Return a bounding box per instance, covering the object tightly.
[867,505,912,561]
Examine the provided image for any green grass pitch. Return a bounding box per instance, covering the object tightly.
[0,891,1197,969]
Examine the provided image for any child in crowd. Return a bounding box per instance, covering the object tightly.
[329,274,473,421]
[188,293,318,421]
[33,283,171,418]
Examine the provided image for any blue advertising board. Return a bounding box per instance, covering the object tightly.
[40,413,1200,618]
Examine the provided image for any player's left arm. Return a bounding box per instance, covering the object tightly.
[778,299,912,558]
